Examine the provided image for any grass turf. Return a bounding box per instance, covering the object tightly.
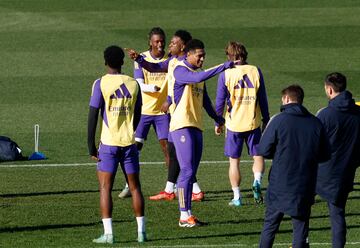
[0,0,360,247]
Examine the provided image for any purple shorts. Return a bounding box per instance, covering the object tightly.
[135,114,170,141]
[97,143,139,174]
[224,128,262,158]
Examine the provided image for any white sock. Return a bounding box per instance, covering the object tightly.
[102,218,113,235]
[136,216,145,233]
[187,209,192,216]
[232,187,240,200]
[125,183,129,189]
[180,211,189,220]
[254,172,262,184]
[164,181,175,193]
[192,182,201,194]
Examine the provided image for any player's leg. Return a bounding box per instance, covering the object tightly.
[259,206,284,248]
[328,198,347,248]
[149,133,177,201]
[291,215,310,248]
[122,144,146,243]
[167,138,203,202]
[119,115,151,199]
[154,114,171,167]
[93,145,119,244]
[188,128,203,207]
[159,139,169,166]
[228,157,242,206]
[224,129,243,207]
[134,114,152,151]
[247,128,265,204]
[172,128,203,227]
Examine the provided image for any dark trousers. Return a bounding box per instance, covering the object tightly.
[259,205,310,248]
[327,198,347,248]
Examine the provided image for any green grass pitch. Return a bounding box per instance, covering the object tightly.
[1,0,360,247]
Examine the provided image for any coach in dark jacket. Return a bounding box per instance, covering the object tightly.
[258,85,330,248]
[316,72,360,248]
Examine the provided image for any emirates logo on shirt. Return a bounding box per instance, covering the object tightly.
[180,135,186,143]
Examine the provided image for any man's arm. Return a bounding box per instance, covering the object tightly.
[135,55,170,73]
[173,61,234,85]
[203,85,225,126]
[317,124,331,163]
[88,106,99,157]
[133,88,142,131]
[88,79,103,158]
[215,72,229,117]
[257,68,270,129]
[258,117,278,159]
[134,61,160,92]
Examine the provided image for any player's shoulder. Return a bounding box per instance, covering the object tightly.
[141,50,150,58]
[316,106,333,119]
[121,74,137,83]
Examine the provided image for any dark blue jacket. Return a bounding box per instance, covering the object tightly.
[316,91,360,205]
[259,103,330,217]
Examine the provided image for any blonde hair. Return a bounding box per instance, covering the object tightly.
[225,41,247,62]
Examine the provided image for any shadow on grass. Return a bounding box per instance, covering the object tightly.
[0,220,131,233]
[125,224,360,243]
[0,188,121,198]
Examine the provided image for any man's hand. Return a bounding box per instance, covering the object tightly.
[215,125,224,136]
[124,48,139,60]
[90,155,100,162]
[161,101,170,113]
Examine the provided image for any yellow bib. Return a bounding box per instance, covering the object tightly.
[140,51,168,115]
[224,65,262,132]
[170,61,204,131]
[99,74,139,146]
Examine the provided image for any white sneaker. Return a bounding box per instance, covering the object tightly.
[118,187,131,198]
[92,234,114,244]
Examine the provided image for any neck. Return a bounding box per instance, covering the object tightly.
[178,51,186,57]
[330,91,341,100]
[107,68,121,74]
[150,50,164,59]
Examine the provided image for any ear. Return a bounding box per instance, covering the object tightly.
[181,44,185,52]
[325,84,333,96]
[282,95,290,104]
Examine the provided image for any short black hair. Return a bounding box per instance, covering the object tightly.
[104,45,124,69]
[281,84,304,104]
[148,27,166,40]
[184,39,205,53]
[174,30,192,45]
[325,72,347,92]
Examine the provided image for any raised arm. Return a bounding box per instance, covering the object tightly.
[135,55,170,73]
[174,61,234,85]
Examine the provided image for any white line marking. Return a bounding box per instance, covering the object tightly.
[0,160,256,168]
